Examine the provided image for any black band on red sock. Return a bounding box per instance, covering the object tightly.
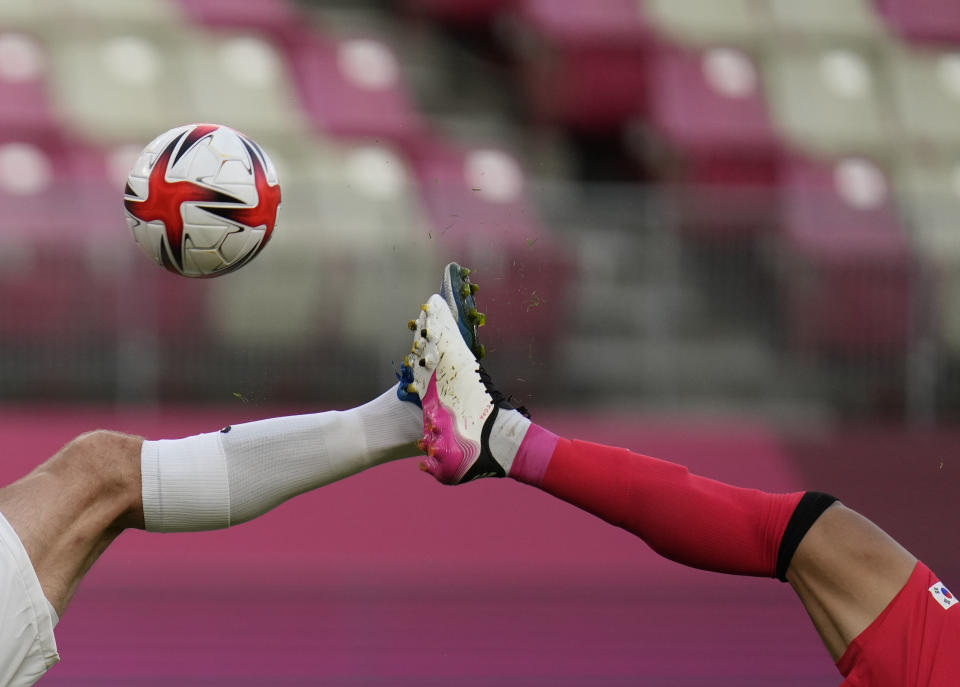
[775,491,838,582]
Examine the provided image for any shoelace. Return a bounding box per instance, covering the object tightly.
[476,364,531,419]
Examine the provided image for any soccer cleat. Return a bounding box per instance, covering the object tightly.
[408,294,519,484]
[397,262,485,406]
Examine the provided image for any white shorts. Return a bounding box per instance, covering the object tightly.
[0,512,59,687]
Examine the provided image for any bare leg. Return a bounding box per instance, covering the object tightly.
[786,503,916,661]
[0,430,144,617]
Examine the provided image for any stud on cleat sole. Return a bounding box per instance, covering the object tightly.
[408,319,417,331]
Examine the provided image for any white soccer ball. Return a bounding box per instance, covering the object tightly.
[123,123,281,278]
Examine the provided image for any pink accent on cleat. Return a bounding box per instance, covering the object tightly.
[420,372,481,484]
[508,423,559,487]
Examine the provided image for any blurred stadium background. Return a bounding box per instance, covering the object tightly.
[0,0,958,684]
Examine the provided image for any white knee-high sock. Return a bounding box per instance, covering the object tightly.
[140,387,422,532]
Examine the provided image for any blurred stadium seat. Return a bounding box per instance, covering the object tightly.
[169,0,300,36]
[284,31,426,148]
[56,0,185,32]
[777,156,913,353]
[0,0,55,33]
[45,31,193,143]
[0,136,121,342]
[510,0,653,131]
[875,0,960,44]
[894,156,960,354]
[764,47,891,159]
[179,31,310,141]
[644,0,766,49]
[0,32,59,139]
[887,46,960,152]
[643,44,781,237]
[768,0,888,45]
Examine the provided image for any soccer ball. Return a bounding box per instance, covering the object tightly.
[123,123,281,278]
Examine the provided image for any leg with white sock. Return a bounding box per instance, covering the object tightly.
[142,386,422,531]
[0,262,484,611]
[0,386,420,684]
[2,384,421,603]
[0,263,486,686]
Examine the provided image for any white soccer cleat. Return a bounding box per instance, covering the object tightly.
[407,294,521,484]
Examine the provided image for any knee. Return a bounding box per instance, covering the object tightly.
[48,430,143,501]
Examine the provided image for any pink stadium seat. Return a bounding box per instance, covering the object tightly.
[0,33,59,139]
[404,0,515,24]
[410,137,572,349]
[169,0,300,36]
[874,0,960,43]
[646,45,782,237]
[284,32,426,149]
[0,135,204,344]
[778,156,914,353]
[0,135,114,340]
[0,136,92,237]
[513,0,655,131]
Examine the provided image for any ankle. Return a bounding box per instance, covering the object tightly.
[506,422,558,486]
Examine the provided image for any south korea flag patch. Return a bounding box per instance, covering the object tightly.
[929,582,957,610]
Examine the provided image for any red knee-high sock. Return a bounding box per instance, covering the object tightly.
[510,426,804,577]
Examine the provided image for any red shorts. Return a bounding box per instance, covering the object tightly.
[838,561,960,686]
